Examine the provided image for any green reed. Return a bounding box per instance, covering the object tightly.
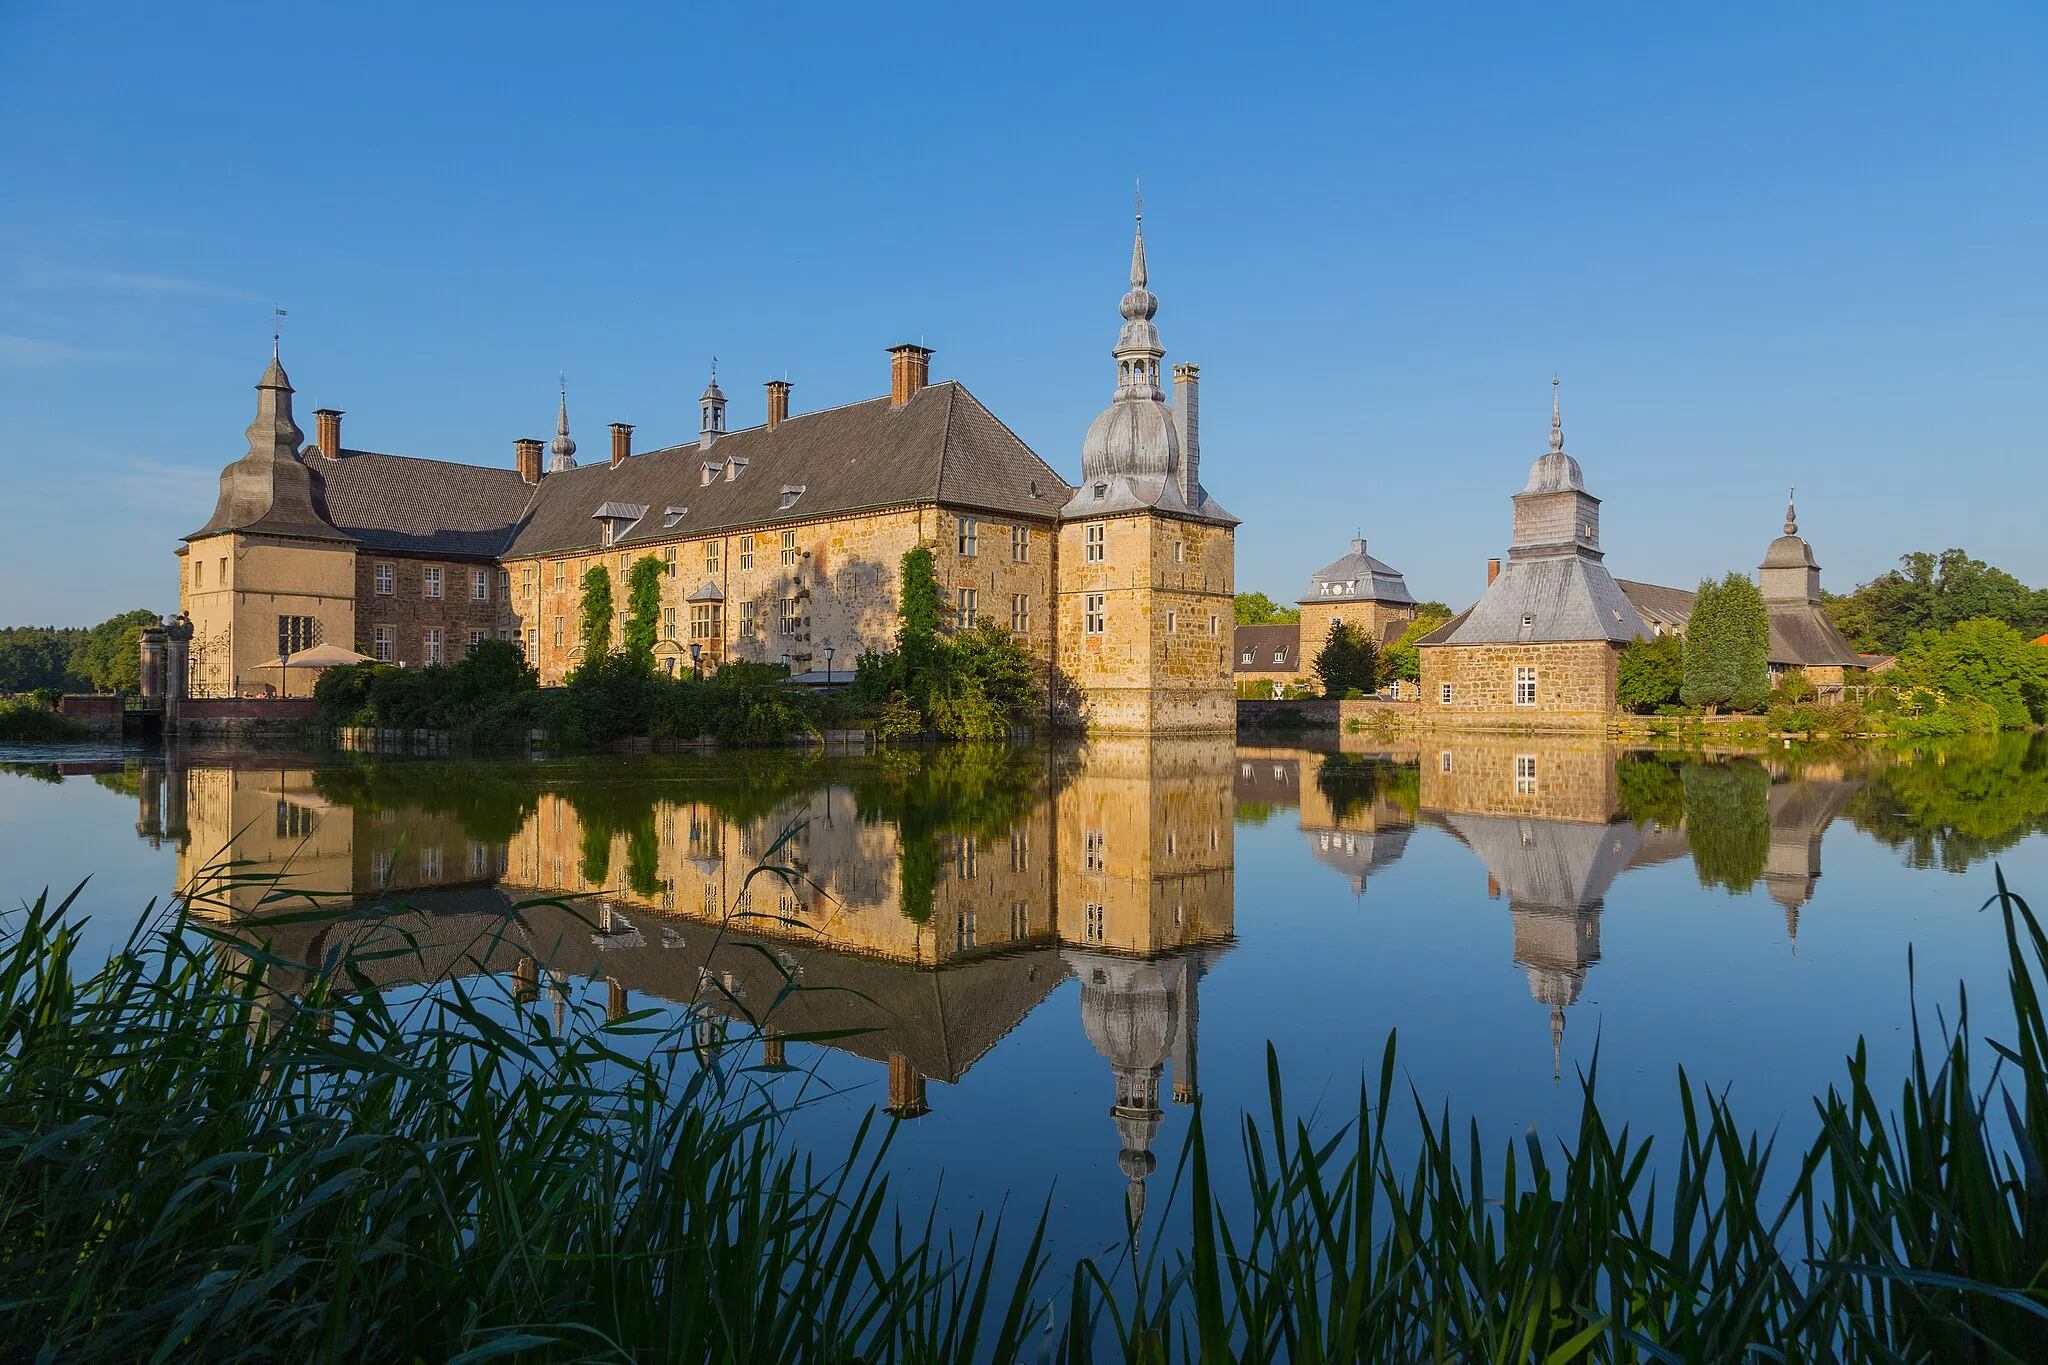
[4,865,2047,1361]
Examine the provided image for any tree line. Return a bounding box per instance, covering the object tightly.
[0,611,160,694]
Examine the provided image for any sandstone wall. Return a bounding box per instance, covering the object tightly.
[180,532,356,697]
[1417,737,1621,823]
[1419,640,1621,726]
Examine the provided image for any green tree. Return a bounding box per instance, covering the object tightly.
[1381,609,1452,684]
[1682,573,1770,712]
[1617,633,1686,713]
[1313,621,1377,698]
[578,565,614,663]
[0,627,87,692]
[897,546,943,661]
[1890,617,2048,730]
[1234,592,1300,626]
[623,557,664,668]
[1826,548,2048,654]
[75,609,159,692]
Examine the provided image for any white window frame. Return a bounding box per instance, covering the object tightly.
[423,567,443,600]
[779,530,798,566]
[957,587,978,629]
[1084,593,1106,635]
[1515,754,1539,795]
[957,517,978,557]
[1440,682,1454,704]
[374,562,394,596]
[1011,524,1029,563]
[473,569,489,602]
[425,628,443,664]
[1513,666,1538,707]
[1084,523,1106,563]
[1011,593,1030,633]
[373,625,395,663]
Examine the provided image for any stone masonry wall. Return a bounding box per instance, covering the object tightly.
[354,553,521,667]
[1417,737,1621,824]
[1419,640,1621,726]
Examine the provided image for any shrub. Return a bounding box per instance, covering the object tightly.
[0,700,86,742]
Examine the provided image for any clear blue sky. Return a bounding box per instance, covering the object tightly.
[2,2,2043,626]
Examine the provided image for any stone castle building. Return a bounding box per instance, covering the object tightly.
[1232,537,1418,695]
[1418,387,1652,722]
[176,218,1233,732]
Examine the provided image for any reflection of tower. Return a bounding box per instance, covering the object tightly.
[136,758,164,845]
[1762,769,1865,949]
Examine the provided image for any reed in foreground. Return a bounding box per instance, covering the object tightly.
[3,869,2047,1360]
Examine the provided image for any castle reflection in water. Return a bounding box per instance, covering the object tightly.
[128,735,1864,1218]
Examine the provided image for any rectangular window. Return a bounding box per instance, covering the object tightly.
[472,570,489,602]
[373,625,395,662]
[662,607,676,640]
[524,568,535,598]
[705,541,720,574]
[374,562,394,595]
[1515,754,1539,795]
[524,628,536,659]
[498,569,509,598]
[777,598,798,637]
[1085,903,1105,943]
[424,628,443,665]
[553,617,565,649]
[1084,593,1106,635]
[468,629,486,650]
[1085,523,1106,562]
[741,600,760,636]
[691,603,722,640]
[276,799,318,837]
[1173,540,1185,563]
[1441,683,1454,704]
[1273,651,1286,665]
[276,615,318,659]
[422,846,441,881]
[497,628,508,642]
[1011,594,1029,633]
[554,561,565,588]
[955,911,977,952]
[423,567,443,599]
[1441,751,1455,773]
[1513,666,1538,706]
[1011,901,1028,940]
[739,535,754,570]
[1084,828,1105,873]
[1011,524,1029,562]
[956,587,977,629]
[1166,610,1178,634]
[1010,829,1029,872]
[957,835,976,879]
[193,559,203,588]
[663,546,676,575]
[957,517,978,557]
[1209,614,1219,635]
[779,530,798,566]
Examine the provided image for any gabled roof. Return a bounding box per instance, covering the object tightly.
[1767,603,1864,669]
[314,450,537,559]
[1615,579,1695,632]
[504,382,1074,559]
[1233,624,1301,673]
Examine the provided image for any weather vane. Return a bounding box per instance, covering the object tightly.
[272,306,288,356]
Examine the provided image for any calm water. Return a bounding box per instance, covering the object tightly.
[5,733,2047,1267]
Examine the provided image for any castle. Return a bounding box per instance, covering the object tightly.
[175,216,1235,733]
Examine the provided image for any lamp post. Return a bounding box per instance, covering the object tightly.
[824,646,835,684]
[689,641,702,678]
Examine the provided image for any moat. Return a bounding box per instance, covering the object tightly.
[5,733,2046,1268]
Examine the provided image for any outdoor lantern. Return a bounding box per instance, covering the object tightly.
[824,646,834,682]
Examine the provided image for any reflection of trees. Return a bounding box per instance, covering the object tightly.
[1682,760,1771,893]
[1616,754,1687,827]
[1314,755,1420,823]
[847,744,1058,924]
[1846,734,2048,873]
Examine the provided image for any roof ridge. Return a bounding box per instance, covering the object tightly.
[947,382,1074,493]
[336,447,528,479]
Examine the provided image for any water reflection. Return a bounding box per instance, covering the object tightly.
[101,732,2048,1197]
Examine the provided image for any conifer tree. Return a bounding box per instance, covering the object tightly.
[1313,621,1378,698]
[1682,572,1771,712]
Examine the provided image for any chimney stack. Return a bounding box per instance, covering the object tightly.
[1173,363,1200,505]
[888,344,932,407]
[312,408,343,461]
[765,379,792,431]
[1487,558,1502,587]
[609,422,633,470]
[515,438,544,485]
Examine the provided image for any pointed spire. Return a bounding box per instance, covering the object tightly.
[549,373,578,471]
[1785,485,1798,536]
[1130,180,1148,289]
[1551,1003,1565,1083]
[1549,376,1564,453]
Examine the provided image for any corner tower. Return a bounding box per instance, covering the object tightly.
[1056,209,1238,733]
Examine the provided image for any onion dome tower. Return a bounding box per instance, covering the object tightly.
[548,377,578,473]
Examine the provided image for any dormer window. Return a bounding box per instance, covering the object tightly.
[1093,482,1107,500]
[779,485,806,510]
[601,522,615,547]
[664,506,687,528]
[701,462,722,486]
[726,457,747,482]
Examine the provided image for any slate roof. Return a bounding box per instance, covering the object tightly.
[1768,603,1864,669]
[315,450,537,559]
[1296,540,1415,607]
[1234,624,1302,673]
[1441,556,1649,646]
[1615,579,1695,633]
[504,382,1073,559]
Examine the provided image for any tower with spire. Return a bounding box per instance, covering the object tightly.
[1055,204,1239,732]
[549,378,578,473]
[1417,381,1651,718]
[1756,489,1865,690]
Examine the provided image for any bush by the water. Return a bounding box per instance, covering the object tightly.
[6,855,2048,1358]
[0,696,86,742]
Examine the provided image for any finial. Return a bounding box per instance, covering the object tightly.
[558,373,569,433]
[1550,1003,1565,1083]
[710,355,717,381]
[1784,485,1798,536]
[272,307,288,359]
[1129,184,1148,290]
[1549,376,1563,453]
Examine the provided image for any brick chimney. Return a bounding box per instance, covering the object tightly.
[888,344,932,406]
[1487,558,1501,587]
[609,422,633,470]
[515,438,544,485]
[312,408,343,460]
[765,379,792,431]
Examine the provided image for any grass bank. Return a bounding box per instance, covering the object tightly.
[4,866,2048,1359]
